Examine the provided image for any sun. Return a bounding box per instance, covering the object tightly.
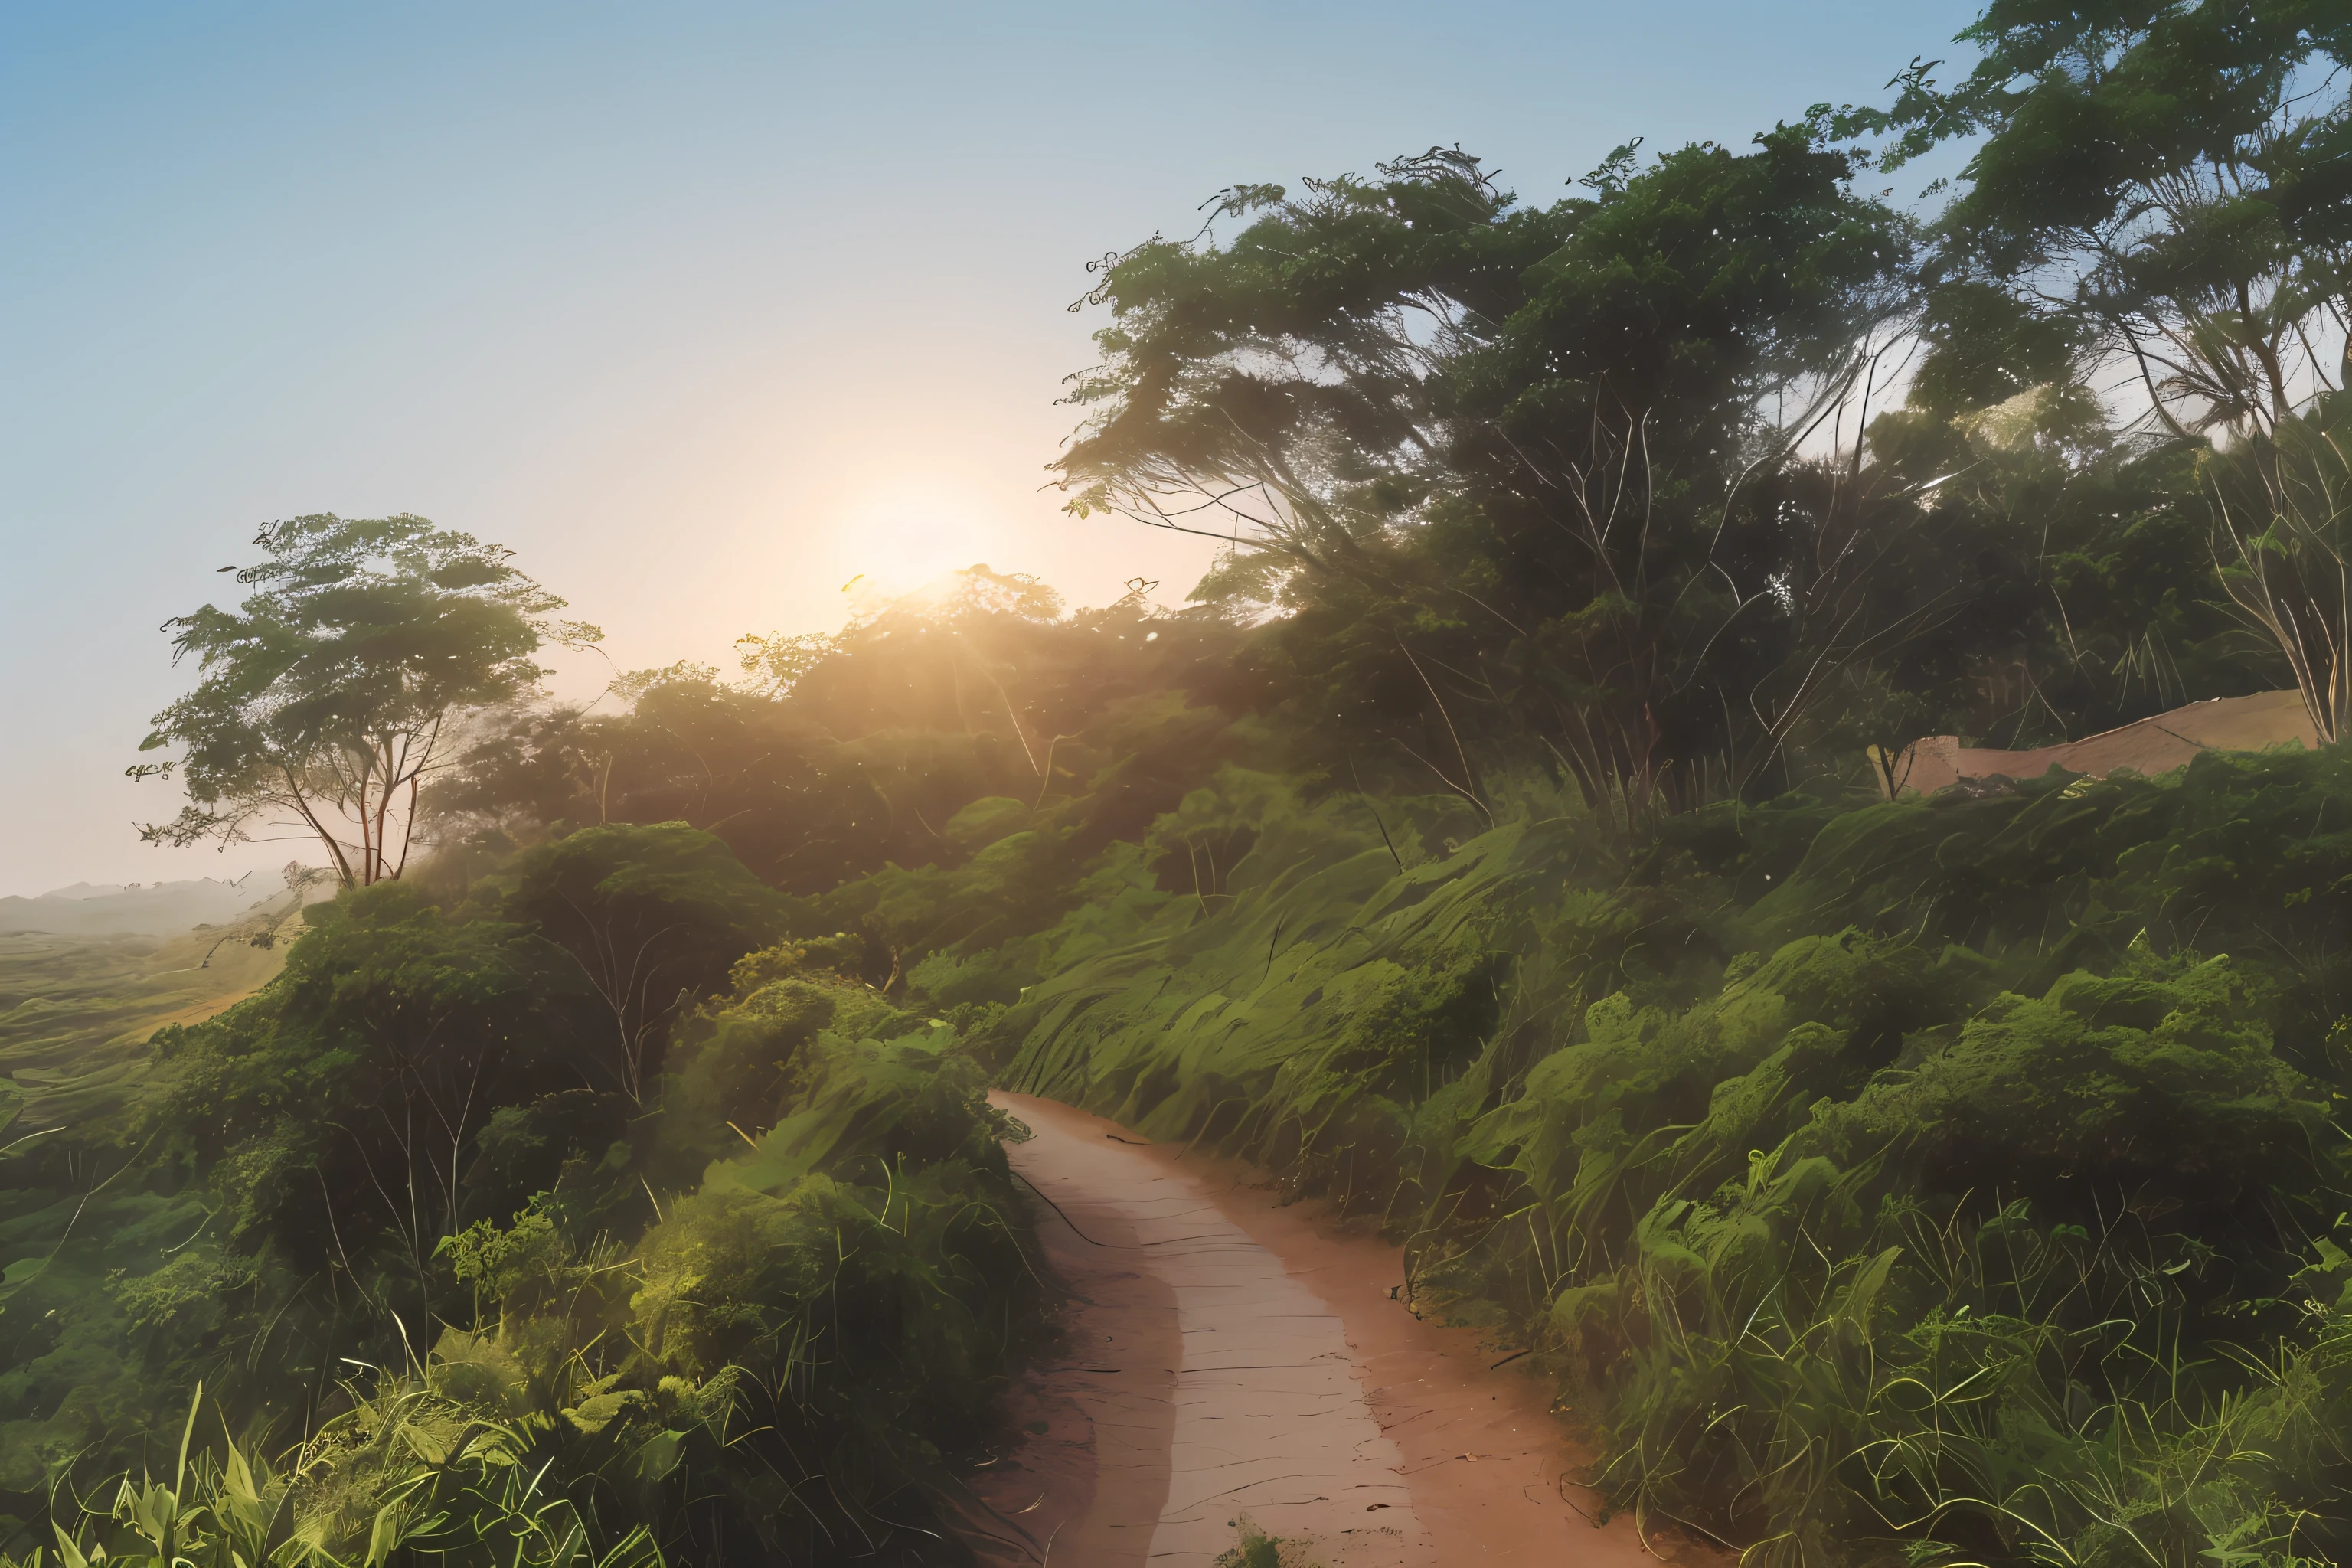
[824,490,1009,601]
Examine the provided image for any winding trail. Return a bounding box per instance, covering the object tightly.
[969,1093,1691,1567]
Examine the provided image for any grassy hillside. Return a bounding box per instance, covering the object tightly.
[0,929,285,1495]
[0,929,285,1137]
[982,750,2352,1560]
[12,10,2352,1561]
[9,622,2350,1567]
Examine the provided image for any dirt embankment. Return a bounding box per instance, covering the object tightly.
[967,1092,1707,1568]
[1885,688,2316,795]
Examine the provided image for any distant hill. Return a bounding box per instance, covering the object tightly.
[0,877,272,936]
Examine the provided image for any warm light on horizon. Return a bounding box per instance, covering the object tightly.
[816,487,1015,600]
[0,0,1982,898]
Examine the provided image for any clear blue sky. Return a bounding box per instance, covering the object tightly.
[0,0,1981,895]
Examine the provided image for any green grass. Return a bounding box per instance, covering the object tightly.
[0,929,285,1152]
[980,751,2352,1565]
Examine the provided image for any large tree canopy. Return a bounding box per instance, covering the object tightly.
[1841,4,2352,740]
[1058,133,1916,570]
[1056,132,1934,810]
[133,514,597,887]
[1859,0,2352,436]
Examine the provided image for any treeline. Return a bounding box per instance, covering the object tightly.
[3,2,2350,1564]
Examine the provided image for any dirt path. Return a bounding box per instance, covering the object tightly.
[969,1093,1687,1568]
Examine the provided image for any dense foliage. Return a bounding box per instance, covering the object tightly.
[8,4,2352,1564]
[0,836,1043,1565]
[991,748,2352,1563]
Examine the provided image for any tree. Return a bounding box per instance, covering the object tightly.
[1846,4,2352,740]
[132,514,599,887]
[501,824,786,1102]
[1857,1,2352,441]
[1056,133,1931,812]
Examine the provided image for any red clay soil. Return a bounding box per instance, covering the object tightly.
[965,1092,1707,1568]
[1887,689,2315,795]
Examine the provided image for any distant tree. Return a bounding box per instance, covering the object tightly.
[731,630,838,697]
[132,514,599,887]
[429,566,1243,893]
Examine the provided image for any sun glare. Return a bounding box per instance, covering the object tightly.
[825,492,1008,602]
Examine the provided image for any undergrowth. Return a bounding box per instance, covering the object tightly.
[12,746,2347,1566]
[980,748,2352,1566]
[0,871,1046,1566]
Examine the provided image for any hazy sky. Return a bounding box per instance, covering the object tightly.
[0,0,1980,896]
